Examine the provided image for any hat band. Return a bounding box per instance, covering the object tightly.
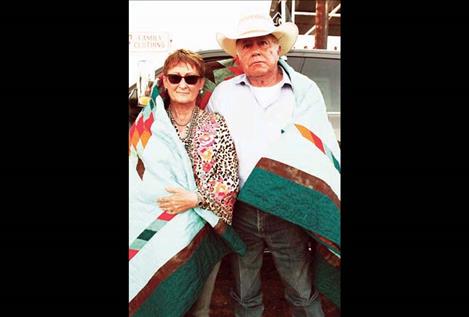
[233,27,277,40]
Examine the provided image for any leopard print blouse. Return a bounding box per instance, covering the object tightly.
[171,107,239,225]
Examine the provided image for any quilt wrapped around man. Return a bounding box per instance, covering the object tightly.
[129,85,246,317]
[201,58,341,311]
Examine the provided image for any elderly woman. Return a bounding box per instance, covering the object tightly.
[129,49,241,316]
[154,49,240,316]
[156,49,239,223]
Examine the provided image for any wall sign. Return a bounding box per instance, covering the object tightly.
[129,32,171,52]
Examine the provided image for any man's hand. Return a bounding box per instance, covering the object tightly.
[157,187,198,214]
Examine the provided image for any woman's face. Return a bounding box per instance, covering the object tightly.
[163,62,205,106]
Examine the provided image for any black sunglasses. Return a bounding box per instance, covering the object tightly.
[166,74,201,85]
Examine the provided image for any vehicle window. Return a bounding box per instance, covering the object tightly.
[283,56,304,74]
[286,56,340,113]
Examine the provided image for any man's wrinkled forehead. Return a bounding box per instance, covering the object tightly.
[236,34,278,46]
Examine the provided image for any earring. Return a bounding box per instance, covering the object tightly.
[199,89,204,95]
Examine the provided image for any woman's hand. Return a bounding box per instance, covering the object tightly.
[157,187,198,215]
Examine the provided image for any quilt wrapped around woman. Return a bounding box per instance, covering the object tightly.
[129,85,246,317]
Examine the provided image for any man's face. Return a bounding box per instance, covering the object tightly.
[235,35,281,79]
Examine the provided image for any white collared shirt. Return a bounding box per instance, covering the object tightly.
[207,67,295,187]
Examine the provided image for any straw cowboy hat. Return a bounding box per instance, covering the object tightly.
[216,14,299,57]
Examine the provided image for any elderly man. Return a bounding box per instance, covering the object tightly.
[207,13,340,317]
[208,14,340,317]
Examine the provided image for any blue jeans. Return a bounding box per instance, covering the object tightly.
[230,201,324,317]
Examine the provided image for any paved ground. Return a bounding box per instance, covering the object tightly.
[208,253,340,317]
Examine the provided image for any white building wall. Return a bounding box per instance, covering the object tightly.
[129,1,271,85]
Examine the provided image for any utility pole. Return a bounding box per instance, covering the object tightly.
[314,0,329,49]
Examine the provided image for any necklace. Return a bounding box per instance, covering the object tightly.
[168,106,198,142]
[168,106,196,126]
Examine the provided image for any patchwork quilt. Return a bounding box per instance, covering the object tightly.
[129,85,246,317]
[201,58,341,310]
